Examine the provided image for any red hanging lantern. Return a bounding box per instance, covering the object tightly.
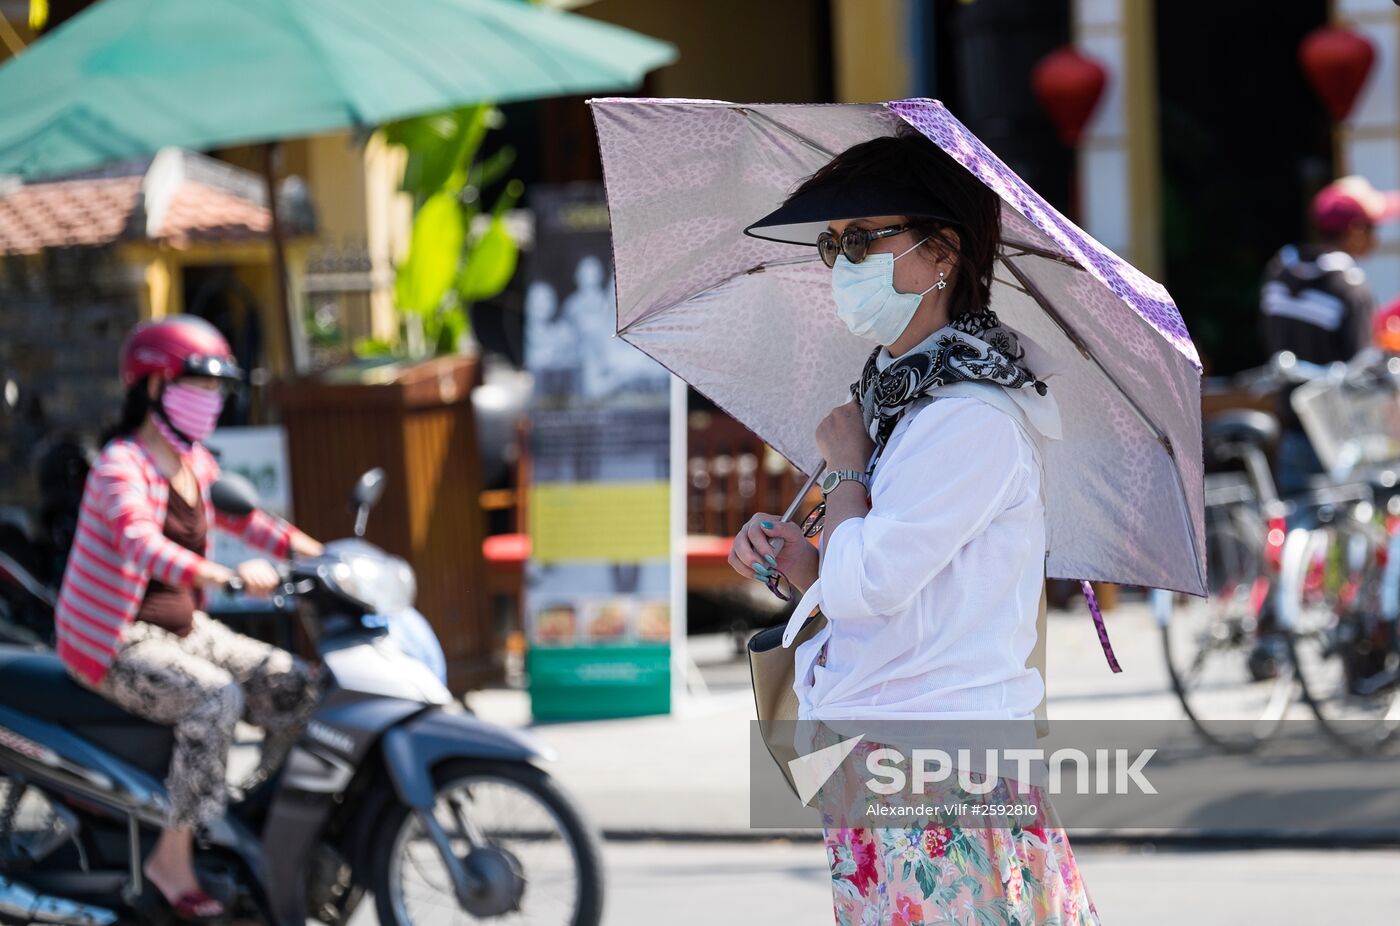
[1031,46,1109,147]
[1299,25,1376,121]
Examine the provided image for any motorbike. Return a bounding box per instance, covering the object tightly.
[0,430,92,649]
[0,470,604,925]
[0,547,54,648]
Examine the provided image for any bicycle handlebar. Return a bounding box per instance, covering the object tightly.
[1232,349,1400,393]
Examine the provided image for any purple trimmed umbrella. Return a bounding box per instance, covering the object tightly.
[587,97,1205,665]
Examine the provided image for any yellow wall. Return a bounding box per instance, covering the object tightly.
[584,0,830,102]
[1121,0,1163,281]
[216,131,411,348]
[305,131,411,342]
[830,0,910,103]
[0,12,33,63]
[119,240,309,375]
[1074,0,1164,281]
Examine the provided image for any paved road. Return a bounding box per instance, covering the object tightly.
[602,839,1400,925]
[345,838,1400,925]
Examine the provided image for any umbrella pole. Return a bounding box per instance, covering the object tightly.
[262,142,298,376]
[782,462,824,523]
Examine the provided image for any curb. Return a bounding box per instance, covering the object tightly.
[599,828,1400,848]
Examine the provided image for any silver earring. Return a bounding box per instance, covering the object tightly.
[933,270,947,291]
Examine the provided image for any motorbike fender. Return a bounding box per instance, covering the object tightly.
[380,709,557,808]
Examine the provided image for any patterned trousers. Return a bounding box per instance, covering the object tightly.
[75,613,319,828]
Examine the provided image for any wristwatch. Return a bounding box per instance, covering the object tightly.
[820,469,870,499]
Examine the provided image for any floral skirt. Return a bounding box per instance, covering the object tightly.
[814,726,1102,926]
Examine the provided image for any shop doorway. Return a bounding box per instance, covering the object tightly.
[1156,0,1332,375]
[182,264,265,426]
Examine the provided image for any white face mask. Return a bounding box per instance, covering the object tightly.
[830,236,941,344]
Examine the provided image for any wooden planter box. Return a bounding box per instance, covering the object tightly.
[274,354,495,692]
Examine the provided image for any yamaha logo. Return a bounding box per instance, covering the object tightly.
[306,722,354,755]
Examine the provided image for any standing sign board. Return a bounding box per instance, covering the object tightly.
[523,184,673,720]
[204,426,292,574]
[202,426,293,632]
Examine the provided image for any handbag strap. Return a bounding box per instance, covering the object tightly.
[781,576,823,648]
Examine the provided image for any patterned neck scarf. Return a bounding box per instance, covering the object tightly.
[850,308,1048,473]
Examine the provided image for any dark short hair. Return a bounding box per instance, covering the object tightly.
[788,124,1001,320]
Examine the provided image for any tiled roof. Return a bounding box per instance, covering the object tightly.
[0,176,144,254]
[159,182,272,247]
[0,150,296,256]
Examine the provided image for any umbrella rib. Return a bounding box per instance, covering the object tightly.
[732,106,836,160]
[992,274,1030,296]
[617,253,821,335]
[1001,239,1084,270]
[1002,255,1207,594]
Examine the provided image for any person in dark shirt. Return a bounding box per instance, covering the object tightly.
[1261,175,1400,495]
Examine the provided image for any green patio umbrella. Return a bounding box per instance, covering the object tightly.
[0,0,676,354]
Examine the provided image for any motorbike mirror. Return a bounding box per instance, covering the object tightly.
[211,472,261,518]
[351,467,386,537]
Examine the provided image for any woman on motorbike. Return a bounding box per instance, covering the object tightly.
[53,315,324,923]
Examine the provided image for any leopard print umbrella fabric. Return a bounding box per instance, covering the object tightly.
[589,97,1205,598]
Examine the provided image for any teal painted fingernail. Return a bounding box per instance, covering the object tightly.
[753,570,767,582]
[752,561,767,573]
[765,554,777,566]
[761,521,774,529]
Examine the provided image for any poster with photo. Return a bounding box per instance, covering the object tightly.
[523,184,673,720]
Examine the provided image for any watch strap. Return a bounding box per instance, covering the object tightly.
[822,469,870,497]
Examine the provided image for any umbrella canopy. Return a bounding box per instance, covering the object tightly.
[589,97,1206,599]
[0,0,677,178]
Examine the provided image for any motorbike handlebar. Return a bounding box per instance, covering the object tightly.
[220,565,298,597]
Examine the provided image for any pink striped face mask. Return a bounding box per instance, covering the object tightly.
[155,382,224,452]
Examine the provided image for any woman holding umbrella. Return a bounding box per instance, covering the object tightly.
[729,126,1102,925]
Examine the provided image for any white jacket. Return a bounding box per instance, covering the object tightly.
[784,377,1061,722]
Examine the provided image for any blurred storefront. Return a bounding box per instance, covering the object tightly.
[0,148,317,505]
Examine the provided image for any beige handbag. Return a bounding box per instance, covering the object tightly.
[747,606,825,800]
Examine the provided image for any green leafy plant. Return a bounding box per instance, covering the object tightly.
[366,103,524,358]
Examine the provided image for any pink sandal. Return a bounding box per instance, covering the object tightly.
[166,888,225,924]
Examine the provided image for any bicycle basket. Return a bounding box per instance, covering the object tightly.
[1291,377,1400,474]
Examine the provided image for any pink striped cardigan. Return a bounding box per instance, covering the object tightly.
[55,436,300,685]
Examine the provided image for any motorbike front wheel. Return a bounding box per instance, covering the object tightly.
[371,760,603,926]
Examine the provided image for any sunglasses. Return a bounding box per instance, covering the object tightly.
[761,501,830,602]
[815,222,912,269]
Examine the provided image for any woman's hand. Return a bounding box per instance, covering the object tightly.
[235,558,281,596]
[815,400,875,472]
[728,512,818,593]
[291,532,325,559]
[195,561,235,589]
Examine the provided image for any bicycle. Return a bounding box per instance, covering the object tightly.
[1152,350,1388,752]
[1274,349,1400,754]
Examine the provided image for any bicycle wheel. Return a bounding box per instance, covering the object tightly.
[1286,516,1400,754]
[1159,502,1299,752]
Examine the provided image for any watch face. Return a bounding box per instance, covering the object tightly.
[821,472,840,493]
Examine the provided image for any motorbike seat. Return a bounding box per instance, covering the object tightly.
[1204,409,1279,448]
[0,646,172,779]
